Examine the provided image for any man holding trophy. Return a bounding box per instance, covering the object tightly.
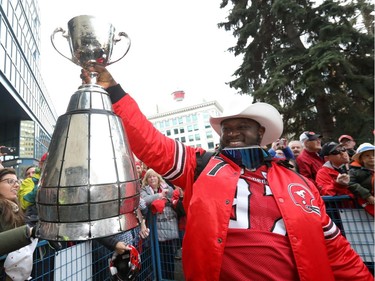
[80,64,372,281]
[38,13,371,281]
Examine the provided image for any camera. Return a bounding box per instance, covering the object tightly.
[337,165,348,174]
[0,147,17,154]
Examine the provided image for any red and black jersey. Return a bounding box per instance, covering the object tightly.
[221,167,299,280]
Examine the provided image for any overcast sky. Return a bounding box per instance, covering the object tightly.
[38,0,251,116]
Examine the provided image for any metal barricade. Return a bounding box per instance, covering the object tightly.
[323,195,374,272]
[1,196,372,280]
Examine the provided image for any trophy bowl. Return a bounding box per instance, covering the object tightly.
[51,15,131,69]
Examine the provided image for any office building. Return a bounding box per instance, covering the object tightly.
[0,0,57,175]
[148,100,223,151]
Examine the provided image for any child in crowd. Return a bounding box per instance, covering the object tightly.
[349,143,375,216]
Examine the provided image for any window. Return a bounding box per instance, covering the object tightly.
[179,128,185,134]
[174,128,179,135]
[206,130,213,139]
[189,135,194,142]
[195,134,201,141]
[166,130,171,136]
[181,136,186,143]
[208,142,215,149]
[187,125,193,132]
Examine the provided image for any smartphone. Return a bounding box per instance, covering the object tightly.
[279,138,287,147]
[0,147,17,154]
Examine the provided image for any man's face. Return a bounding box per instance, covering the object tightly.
[304,138,322,152]
[326,147,350,166]
[289,141,302,157]
[220,118,265,148]
[340,138,356,149]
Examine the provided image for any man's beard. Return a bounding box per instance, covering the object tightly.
[219,133,263,150]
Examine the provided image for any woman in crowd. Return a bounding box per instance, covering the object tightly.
[140,169,179,280]
[0,168,26,279]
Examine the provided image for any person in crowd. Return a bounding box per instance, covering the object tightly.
[80,65,372,281]
[288,140,303,158]
[315,142,352,196]
[338,134,357,159]
[135,160,144,179]
[268,138,294,160]
[18,167,41,212]
[0,168,27,279]
[140,168,179,280]
[171,186,186,260]
[17,153,47,224]
[349,143,375,216]
[296,131,324,185]
[268,138,297,170]
[275,149,285,158]
[24,166,37,179]
[0,168,24,231]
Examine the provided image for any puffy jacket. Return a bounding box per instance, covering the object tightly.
[349,161,374,200]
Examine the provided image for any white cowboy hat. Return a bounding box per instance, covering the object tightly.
[209,102,283,146]
[352,143,375,162]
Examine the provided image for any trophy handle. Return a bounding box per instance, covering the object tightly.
[51,28,75,64]
[107,32,132,65]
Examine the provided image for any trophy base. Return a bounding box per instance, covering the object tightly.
[36,212,139,241]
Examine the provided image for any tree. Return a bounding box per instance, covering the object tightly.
[219,0,374,143]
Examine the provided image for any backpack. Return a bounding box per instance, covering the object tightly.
[194,151,216,181]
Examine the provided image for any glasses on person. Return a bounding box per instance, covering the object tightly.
[0,178,21,186]
[330,147,347,155]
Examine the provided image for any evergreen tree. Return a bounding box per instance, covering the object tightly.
[219,0,374,142]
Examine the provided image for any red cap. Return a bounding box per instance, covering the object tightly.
[151,199,167,214]
[338,135,354,142]
[40,153,48,162]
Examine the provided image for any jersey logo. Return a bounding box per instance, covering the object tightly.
[288,183,321,215]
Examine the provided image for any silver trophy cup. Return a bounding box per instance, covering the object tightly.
[37,15,139,241]
[51,15,131,83]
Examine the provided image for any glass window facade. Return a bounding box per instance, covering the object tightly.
[0,0,57,173]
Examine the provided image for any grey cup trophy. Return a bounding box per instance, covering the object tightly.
[37,15,140,241]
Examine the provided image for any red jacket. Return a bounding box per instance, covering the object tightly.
[316,163,354,196]
[296,149,324,185]
[110,86,372,281]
